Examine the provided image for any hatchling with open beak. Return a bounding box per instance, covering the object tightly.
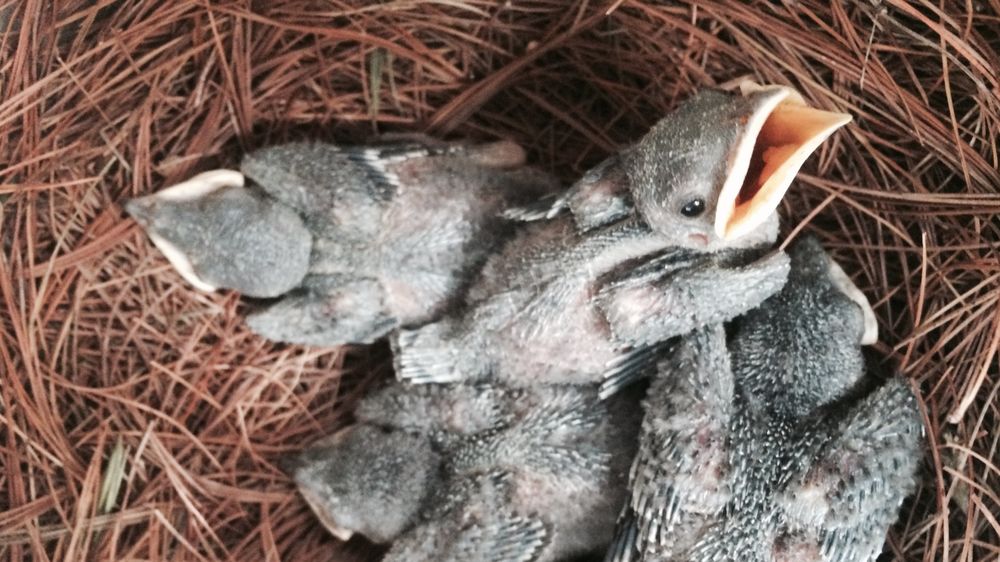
[393,83,852,393]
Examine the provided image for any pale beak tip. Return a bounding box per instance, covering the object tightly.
[832,111,853,127]
[328,526,355,542]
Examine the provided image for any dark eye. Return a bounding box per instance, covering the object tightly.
[680,198,705,217]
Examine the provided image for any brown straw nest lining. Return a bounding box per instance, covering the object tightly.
[1,1,998,560]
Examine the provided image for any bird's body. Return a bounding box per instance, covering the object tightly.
[128,138,559,346]
[395,215,681,387]
[395,214,788,388]
[607,236,923,562]
[292,381,642,562]
[394,84,852,390]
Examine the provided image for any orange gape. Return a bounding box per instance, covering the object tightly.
[714,82,851,242]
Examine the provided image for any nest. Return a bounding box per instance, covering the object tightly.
[1,1,998,560]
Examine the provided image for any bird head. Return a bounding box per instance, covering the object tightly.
[731,235,877,417]
[125,170,312,298]
[289,424,441,544]
[783,235,878,346]
[624,82,851,251]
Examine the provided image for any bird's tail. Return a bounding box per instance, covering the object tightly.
[599,339,675,400]
[392,321,466,384]
[603,508,640,562]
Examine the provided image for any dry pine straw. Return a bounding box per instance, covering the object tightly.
[0,1,998,561]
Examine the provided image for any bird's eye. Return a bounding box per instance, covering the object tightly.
[680,198,705,217]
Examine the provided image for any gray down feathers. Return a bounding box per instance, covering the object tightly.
[127,87,924,562]
[607,236,923,562]
[291,382,642,562]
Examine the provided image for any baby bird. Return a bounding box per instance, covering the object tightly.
[607,236,923,562]
[127,137,559,345]
[290,381,642,562]
[394,83,851,390]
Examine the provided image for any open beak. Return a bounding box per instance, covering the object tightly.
[714,82,852,241]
